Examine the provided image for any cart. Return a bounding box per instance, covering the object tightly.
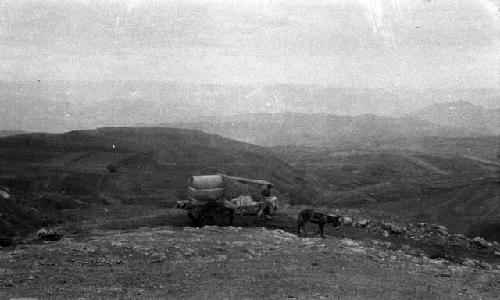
[175,174,277,226]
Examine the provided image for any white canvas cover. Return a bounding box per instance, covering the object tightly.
[230,195,259,207]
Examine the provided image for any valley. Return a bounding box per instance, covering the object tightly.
[1,104,499,299]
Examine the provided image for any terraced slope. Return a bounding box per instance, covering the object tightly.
[0,127,321,204]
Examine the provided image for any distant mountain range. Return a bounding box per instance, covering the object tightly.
[1,81,498,133]
[155,112,479,147]
[0,130,25,138]
[141,100,498,147]
[410,101,500,135]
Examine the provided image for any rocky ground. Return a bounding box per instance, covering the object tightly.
[1,205,500,299]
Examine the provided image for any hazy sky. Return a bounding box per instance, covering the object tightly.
[0,0,499,88]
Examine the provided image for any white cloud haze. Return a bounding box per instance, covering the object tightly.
[0,0,498,88]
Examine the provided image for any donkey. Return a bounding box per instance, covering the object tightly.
[297,208,341,238]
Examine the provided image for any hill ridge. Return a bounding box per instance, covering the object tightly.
[410,101,500,135]
[0,127,321,204]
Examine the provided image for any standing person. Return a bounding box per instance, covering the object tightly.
[258,184,273,220]
[261,184,271,198]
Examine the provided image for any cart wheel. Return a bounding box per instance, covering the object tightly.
[197,203,217,226]
[213,207,234,227]
[198,214,215,226]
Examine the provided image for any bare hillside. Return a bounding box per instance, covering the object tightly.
[0,127,321,205]
[272,136,500,238]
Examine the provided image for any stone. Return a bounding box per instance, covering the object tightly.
[356,219,369,228]
[4,279,14,287]
[149,253,166,263]
[183,248,196,256]
[341,238,360,247]
[350,248,366,254]
[40,232,64,241]
[36,229,64,241]
[183,227,199,232]
[463,259,479,267]
[471,237,489,248]
[382,231,390,238]
[340,217,353,226]
[202,225,221,232]
[381,222,405,234]
[215,255,228,261]
[494,251,500,257]
[479,261,492,270]
[36,229,48,239]
[435,226,449,236]
[389,225,405,234]
[382,223,392,230]
[401,244,411,251]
